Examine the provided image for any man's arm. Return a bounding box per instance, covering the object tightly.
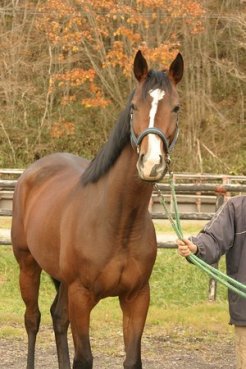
[177,199,236,264]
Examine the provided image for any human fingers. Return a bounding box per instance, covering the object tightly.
[176,240,191,257]
[178,245,191,257]
[176,239,185,247]
[183,239,198,254]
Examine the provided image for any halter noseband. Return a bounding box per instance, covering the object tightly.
[130,109,179,159]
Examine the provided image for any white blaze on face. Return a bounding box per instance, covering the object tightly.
[149,89,165,128]
[146,88,165,164]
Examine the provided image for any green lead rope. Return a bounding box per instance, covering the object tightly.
[154,176,246,299]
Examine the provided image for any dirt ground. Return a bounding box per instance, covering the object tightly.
[0,328,236,369]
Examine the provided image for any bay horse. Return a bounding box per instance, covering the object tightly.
[11,50,183,369]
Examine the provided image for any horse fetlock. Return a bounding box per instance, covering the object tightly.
[124,363,142,369]
[72,357,93,369]
[123,357,142,369]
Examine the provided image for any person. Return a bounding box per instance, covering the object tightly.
[176,195,246,369]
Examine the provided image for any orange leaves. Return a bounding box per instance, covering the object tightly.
[81,82,110,108]
[136,0,166,8]
[114,27,141,43]
[37,0,88,48]
[140,44,180,70]
[50,120,75,138]
[81,97,110,108]
[164,0,205,34]
[37,0,206,114]
[50,69,96,90]
[104,42,180,76]
[171,0,205,17]
[103,41,130,75]
[61,95,77,106]
[50,69,110,109]
[38,0,76,18]
[48,69,96,99]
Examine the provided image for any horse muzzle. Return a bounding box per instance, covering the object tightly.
[130,121,177,182]
[136,151,170,182]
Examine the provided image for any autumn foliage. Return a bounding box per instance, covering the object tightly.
[34,0,205,139]
[36,0,205,106]
[1,1,244,174]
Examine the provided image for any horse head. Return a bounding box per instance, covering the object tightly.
[130,50,184,181]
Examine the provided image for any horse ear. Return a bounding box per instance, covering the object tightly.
[168,53,184,84]
[133,50,148,82]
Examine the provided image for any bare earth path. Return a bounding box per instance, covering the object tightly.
[0,328,235,369]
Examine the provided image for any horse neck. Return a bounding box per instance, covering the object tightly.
[103,144,153,215]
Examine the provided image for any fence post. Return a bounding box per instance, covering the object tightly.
[208,190,226,302]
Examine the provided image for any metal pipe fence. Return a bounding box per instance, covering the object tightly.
[0,170,245,301]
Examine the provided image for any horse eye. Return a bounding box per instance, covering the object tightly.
[131,103,137,111]
[173,105,180,113]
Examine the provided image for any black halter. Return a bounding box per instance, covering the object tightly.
[129,108,179,159]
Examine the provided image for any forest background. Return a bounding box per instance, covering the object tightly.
[0,0,245,174]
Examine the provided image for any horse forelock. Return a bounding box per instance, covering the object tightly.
[81,95,133,186]
[142,70,171,98]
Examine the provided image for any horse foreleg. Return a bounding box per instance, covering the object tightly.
[50,281,71,369]
[119,284,150,369]
[17,250,41,369]
[68,281,96,369]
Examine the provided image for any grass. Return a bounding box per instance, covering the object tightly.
[0,218,233,344]
[153,219,207,235]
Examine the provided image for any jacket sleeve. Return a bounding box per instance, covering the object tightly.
[189,200,235,264]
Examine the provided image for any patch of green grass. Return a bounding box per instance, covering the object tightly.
[150,249,227,307]
[153,220,207,235]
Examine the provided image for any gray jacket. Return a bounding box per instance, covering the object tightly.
[190,195,246,326]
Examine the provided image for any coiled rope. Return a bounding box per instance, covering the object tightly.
[154,174,246,299]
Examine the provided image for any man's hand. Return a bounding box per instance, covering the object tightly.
[176,239,198,257]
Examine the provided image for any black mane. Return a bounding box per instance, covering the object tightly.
[81,94,133,185]
[81,71,171,185]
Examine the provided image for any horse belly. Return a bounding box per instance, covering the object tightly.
[25,212,62,278]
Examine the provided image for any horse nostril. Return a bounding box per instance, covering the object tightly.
[139,154,145,168]
[159,155,163,166]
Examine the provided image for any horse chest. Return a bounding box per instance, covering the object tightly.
[92,253,154,297]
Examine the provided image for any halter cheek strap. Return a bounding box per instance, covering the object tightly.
[130,110,179,157]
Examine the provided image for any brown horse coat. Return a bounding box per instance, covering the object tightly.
[11,50,183,369]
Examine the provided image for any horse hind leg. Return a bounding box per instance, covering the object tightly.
[50,279,71,369]
[16,249,41,369]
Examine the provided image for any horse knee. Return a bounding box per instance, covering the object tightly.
[52,314,69,335]
[51,305,69,334]
[24,309,41,334]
